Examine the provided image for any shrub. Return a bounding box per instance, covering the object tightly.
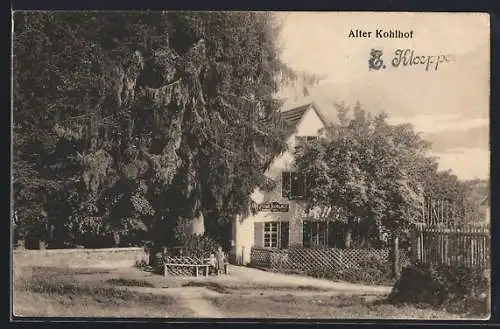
[106,278,154,288]
[305,254,394,286]
[388,262,490,316]
[180,234,220,258]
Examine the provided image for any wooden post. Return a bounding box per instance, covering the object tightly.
[417,228,422,262]
[444,235,449,265]
[470,227,474,267]
[392,233,400,279]
[410,226,417,262]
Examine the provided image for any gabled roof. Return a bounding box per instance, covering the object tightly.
[280,103,311,127]
[260,102,329,137]
[259,102,330,173]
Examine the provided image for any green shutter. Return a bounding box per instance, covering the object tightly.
[297,173,306,198]
[282,172,291,198]
[303,221,311,248]
[280,222,289,249]
[254,222,264,248]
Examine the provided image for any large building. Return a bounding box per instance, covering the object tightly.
[230,102,341,265]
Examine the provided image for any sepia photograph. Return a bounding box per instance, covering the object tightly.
[11,11,490,320]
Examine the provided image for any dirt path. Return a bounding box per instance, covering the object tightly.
[126,286,224,318]
[164,287,224,318]
[121,265,394,318]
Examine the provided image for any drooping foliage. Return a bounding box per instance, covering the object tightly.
[13,12,318,248]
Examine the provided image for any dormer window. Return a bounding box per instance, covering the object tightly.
[295,136,318,149]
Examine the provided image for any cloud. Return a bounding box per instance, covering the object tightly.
[387,115,489,152]
[277,12,490,180]
[387,115,489,134]
[431,148,490,180]
[421,125,489,152]
[279,13,490,120]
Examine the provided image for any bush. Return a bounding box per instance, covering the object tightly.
[183,234,221,258]
[106,278,154,288]
[168,234,220,259]
[388,263,490,316]
[305,255,394,285]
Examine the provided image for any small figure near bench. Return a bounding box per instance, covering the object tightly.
[215,246,226,275]
[215,246,228,275]
[205,246,229,275]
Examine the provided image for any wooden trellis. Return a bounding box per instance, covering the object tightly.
[250,247,411,273]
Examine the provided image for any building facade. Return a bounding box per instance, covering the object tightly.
[231,102,345,265]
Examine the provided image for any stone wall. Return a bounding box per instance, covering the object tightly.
[12,247,149,269]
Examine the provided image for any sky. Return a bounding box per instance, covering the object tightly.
[277,12,490,181]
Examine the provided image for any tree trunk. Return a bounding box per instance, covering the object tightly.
[344,216,354,249]
[188,212,205,236]
[345,226,352,248]
[113,231,120,247]
[392,234,400,279]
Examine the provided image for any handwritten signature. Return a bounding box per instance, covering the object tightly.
[369,49,454,71]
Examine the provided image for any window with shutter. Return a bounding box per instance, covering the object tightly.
[283,171,308,199]
[303,221,329,248]
[262,221,289,249]
[303,221,312,248]
[297,173,306,198]
[290,172,306,199]
[254,222,264,248]
[280,222,289,249]
[306,174,313,199]
[264,222,279,248]
[295,136,318,151]
[307,136,318,143]
[282,172,291,198]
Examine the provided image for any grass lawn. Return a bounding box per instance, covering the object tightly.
[12,265,470,319]
[13,266,194,318]
[207,293,464,319]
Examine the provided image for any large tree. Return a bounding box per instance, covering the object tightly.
[13,12,318,248]
[295,102,488,251]
[295,103,433,248]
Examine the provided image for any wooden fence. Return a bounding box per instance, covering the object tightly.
[250,247,411,274]
[411,224,490,268]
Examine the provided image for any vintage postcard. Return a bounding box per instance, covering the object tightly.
[11,11,490,320]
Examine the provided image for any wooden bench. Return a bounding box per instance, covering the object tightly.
[164,263,210,277]
[163,255,231,276]
[164,256,209,277]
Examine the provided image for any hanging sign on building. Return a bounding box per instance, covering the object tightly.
[258,201,289,212]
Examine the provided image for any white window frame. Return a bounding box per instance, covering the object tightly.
[263,221,290,249]
[295,135,319,149]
